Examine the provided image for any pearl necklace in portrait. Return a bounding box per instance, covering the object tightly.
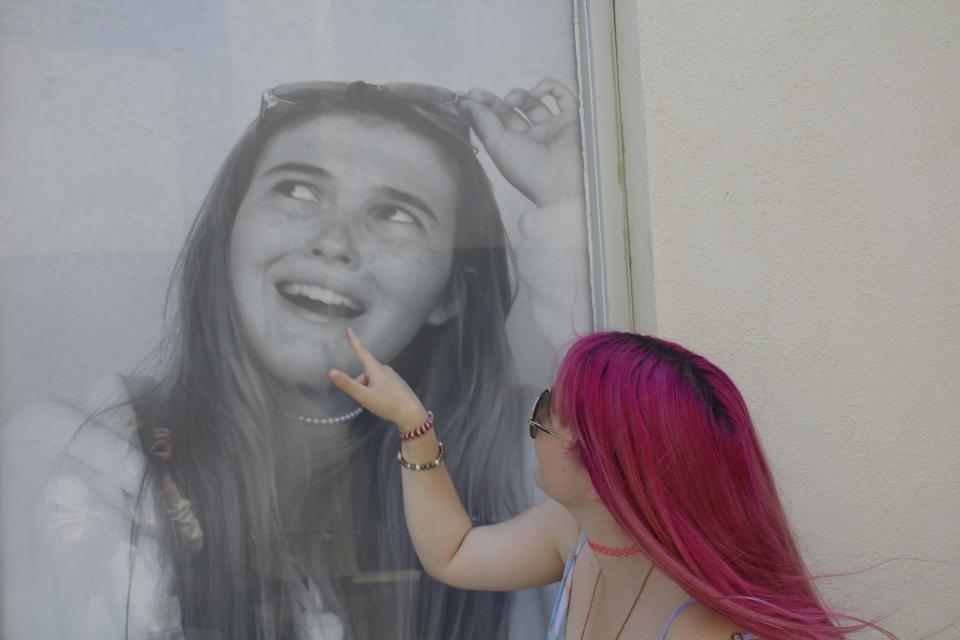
[282,406,364,425]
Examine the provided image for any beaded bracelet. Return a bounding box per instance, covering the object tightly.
[400,411,435,442]
[397,442,445,471]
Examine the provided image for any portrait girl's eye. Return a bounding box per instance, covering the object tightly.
[374,204,415,223]
[268,179,432,243]
[274,180,326,204]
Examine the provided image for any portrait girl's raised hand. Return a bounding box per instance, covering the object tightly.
[462,77,583,207]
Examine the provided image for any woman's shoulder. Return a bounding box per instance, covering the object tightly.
[1,376,181,638]
[1,374,160,591]
[1,373,149,499]
[4,373,141,437]
[525,497,581,560]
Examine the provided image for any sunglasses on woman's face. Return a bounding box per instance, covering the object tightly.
[528,388,574,444]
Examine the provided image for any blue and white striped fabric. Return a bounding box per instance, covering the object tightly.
[546,532,759,640]
[546,532,588,639]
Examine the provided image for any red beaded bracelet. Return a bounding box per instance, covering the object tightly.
[400,411,435,441]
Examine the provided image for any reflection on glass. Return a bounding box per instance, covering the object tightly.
[1,77,586,639]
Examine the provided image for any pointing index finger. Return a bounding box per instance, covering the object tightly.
[346,327,381,370]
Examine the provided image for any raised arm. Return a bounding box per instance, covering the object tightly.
[329,328,578,591]
[462,79,591,354]
[461,77,583,209]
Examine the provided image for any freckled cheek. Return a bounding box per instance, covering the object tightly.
[232,216,303,270]
[236,193,310,233]
[371,249,451,291]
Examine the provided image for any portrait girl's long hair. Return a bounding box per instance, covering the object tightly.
[551,331,898,640]
[129,84,529,639]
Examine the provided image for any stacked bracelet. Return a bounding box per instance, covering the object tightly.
[400,411,435,441]
[398,442,445,471]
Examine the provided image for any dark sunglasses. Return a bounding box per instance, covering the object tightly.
[528,388,574,444]
[259,81,474,147]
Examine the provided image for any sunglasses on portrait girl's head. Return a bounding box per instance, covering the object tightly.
[259,81,475,149]
[528,388,575,444]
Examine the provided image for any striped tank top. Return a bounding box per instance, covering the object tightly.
[546,533,759,640]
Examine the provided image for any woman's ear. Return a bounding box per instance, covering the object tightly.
[426,271,466,326]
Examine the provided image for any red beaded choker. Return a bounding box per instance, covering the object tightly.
[587,539,644,557]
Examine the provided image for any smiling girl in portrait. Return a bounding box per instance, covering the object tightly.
[0,79,588,639]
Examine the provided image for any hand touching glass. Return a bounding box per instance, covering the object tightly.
[328,328,429,434]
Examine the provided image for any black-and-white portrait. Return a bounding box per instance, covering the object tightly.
[0,2,592,638]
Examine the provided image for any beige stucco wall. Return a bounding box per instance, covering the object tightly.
[614,2,960,637]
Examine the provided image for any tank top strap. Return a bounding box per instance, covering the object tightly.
[546,532,589,640]
[572,531,588,554]
[658,599,759,640]
[658,599,695,640]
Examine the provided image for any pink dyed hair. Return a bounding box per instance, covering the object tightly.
[552,331,897,640]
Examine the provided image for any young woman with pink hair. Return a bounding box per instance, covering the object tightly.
[330,328,898,639]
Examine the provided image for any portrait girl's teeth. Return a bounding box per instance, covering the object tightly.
[278,281,364,318]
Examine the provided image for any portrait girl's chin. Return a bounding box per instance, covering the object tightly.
[260,342,358,407]
[251,320,429,417]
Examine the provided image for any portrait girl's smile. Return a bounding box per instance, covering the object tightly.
[229,113,462,390]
